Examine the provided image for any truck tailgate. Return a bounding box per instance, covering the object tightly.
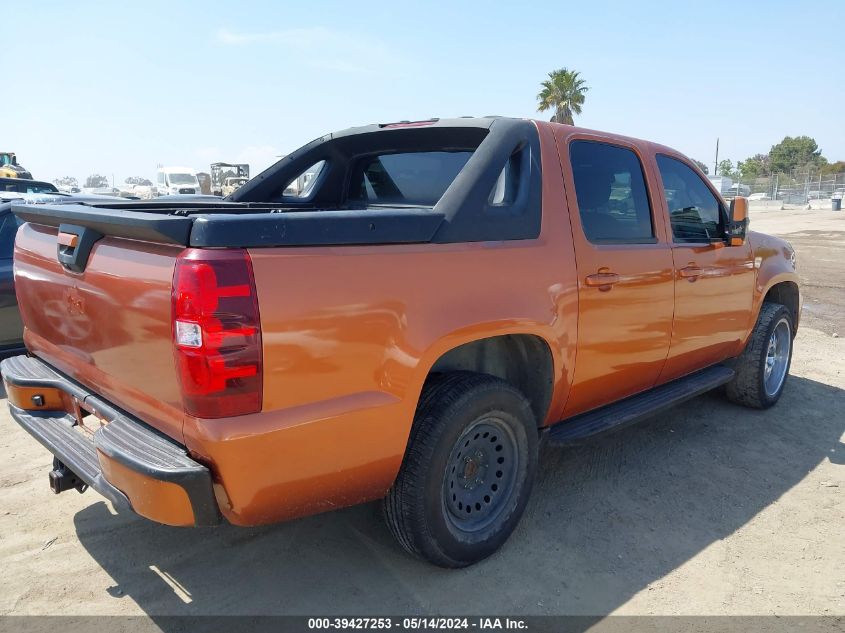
[14,222,186,440]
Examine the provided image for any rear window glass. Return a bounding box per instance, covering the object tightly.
[570,141,654,243]
[349,151,473,206]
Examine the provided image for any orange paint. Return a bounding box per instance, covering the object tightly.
[15,226,186,440]
[56,232,79,248]
[98,451,196,527]
[3,381,67,411]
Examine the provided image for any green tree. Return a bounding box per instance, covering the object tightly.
[537,68,589,125]
[717,159,738,179]
[768,136,824,173]
[84,174,109,188]
[820,160,845,175]
[738,153,770,179]
[692,159,709,174]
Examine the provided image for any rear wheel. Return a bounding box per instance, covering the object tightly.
[726,303,794,409]
[384,372,538,568]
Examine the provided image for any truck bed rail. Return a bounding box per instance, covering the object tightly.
[12,202,446,248]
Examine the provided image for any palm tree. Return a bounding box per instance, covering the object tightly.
[537,68,589,125]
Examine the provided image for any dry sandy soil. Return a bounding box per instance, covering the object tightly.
[0,208,842,622]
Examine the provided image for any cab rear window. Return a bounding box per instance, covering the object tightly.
[348,151,474,207]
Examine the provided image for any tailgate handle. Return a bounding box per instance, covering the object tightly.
[57,224,103,273]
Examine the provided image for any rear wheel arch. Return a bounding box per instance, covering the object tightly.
[425,333,555,427]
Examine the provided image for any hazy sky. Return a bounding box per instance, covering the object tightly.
[7,0,844,185]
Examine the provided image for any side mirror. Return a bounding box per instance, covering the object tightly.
[727,197,749,246]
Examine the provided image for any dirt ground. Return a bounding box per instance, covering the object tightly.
[752,207,845,336]
[0,208,842,620]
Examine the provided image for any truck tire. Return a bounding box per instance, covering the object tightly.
[726,303,794,409]
[384,372,539,568]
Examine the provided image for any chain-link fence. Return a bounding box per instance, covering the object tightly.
[709,170,845,204]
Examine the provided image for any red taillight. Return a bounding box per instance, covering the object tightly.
[172,248,262,418]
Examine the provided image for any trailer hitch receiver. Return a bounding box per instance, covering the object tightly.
[48,458,88,494]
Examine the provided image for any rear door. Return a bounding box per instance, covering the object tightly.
[651,154,755,382]
[555,133,675,417]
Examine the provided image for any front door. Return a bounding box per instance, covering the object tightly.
[556,135,675,418]
[652,154,755,383]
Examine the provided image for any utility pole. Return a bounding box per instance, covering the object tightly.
[805,169,810,203]
[714,138,720,176]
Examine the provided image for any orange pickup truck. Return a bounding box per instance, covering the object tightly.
[2,118,800,567]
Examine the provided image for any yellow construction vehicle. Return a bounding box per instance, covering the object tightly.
[0,152,33,179]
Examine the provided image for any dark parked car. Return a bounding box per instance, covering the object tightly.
[0,178,59,195]
[0,200,23,355]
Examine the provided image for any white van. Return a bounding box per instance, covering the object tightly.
[156,167,201,195]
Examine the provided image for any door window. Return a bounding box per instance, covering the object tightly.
[656,155,725,243]
[569,141,655,243]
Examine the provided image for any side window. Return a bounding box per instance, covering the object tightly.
[570,141,654,243]
[489,151,521,206]
[282,160,326,198]
[656,155,724,243]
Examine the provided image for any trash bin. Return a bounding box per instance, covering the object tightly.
[833,198,842,211]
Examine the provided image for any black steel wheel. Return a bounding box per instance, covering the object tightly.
[384,372,539,568]
[443,418,520,533]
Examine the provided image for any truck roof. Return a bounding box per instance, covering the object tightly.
[11,117,691,251]
[330,117,680,151]
[535,120,682,158]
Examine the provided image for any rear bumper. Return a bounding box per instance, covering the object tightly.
[1,354,220,527]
